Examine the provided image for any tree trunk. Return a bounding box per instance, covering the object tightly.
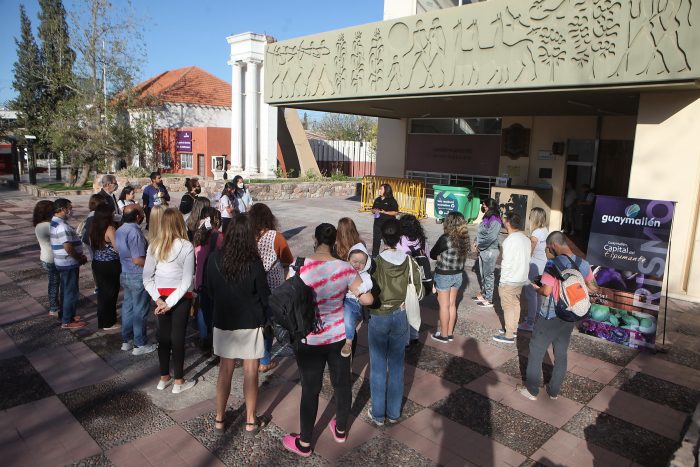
[72,163,91,187]
[68,168,78,186]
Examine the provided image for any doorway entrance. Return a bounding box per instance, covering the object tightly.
[197,154,205,177]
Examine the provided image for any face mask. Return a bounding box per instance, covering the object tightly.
[481,206,486,213]
[194,187,201,194]
[65,209,73,218]
[237,183,244,189]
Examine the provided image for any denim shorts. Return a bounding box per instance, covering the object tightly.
[434,272,463,292]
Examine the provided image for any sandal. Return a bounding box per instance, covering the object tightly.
[214,418,225,431]
[243,416,268,436]
[258,361,279,373]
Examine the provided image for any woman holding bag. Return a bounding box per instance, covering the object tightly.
[367,218,423,425]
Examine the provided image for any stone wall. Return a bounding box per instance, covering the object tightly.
[93,174,360,201]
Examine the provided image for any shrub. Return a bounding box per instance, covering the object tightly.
[116,166,150,178]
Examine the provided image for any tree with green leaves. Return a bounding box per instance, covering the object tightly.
[11,5,44,138]
[37,0,76,179]
[311,112,378,149]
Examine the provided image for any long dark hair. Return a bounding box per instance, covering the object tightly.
[118,186,135,202]
[482,197,503,226]
[33,200,54,226]
[248,203,277,238]
[381,183,393,199]
[89,204,115,250]
[399,214,426,250]
[219,213,260,281]
[193,207,222,247]
[221,182,235,199]
[232,175,245,196]
[315,223,337,248]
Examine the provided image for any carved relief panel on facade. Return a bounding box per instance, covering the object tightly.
[265,0,697,103]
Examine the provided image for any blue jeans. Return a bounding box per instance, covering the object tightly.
[120,272,150,347]
[41,261,60,313]
[260,336,274,365]
[343,297,362,340]
[434,272,463,292]
[58,267,80,324]
[368,309,409,422]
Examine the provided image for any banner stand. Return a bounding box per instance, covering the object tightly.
[657,203,677,354]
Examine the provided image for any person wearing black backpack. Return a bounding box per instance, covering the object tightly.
[519,231,598,401]
[281,223,374,457]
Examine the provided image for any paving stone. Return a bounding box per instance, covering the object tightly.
[0,328,22,359]
[563,407,680,467]
[27,341,118,394]
[0,355,54,410]
[453,318,522,352]
[67,453,115,467]
[627,353,700,391]
[497,357,604,404]
[405,341,491,386]
[568,333,639,367]
[3,314,80,354]
[336,433,437,466]
[59,378,174,450]
[431,388,558,457]
[531,429,633,467]
[587,386,688,440]
[106,424,225,467]
[182,414,328,466]
[1,396,102,466]
[610,368,700,414]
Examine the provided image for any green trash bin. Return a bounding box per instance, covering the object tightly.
[433,185,476,222]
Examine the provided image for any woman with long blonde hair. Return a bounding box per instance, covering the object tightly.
[519,207,549,332]
[147,205,166,243]
[429,211,471,343]
[143,208,196,394]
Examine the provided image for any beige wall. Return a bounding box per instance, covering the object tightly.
[376,118,408,177]
[630,91,700,300]
[383,0,415,19]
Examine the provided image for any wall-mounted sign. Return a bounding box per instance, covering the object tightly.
[176,131,192,152]
[538,150,554,160]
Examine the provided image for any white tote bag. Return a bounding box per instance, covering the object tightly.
[405,257,421,331]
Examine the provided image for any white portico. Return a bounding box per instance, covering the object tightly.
[227,32,278,178]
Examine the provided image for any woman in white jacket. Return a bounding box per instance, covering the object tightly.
[143,208,196,394]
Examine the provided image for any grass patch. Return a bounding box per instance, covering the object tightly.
[39,181,93,191]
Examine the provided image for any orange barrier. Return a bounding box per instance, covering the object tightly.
[360,176,427,219]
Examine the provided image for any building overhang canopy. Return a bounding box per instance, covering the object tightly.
[264,0,700,118]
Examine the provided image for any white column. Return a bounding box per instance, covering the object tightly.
[231,62,244,172]
[244,60,260,174]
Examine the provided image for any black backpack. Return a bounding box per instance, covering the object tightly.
[268,257,320,345]
[407,242,433,297]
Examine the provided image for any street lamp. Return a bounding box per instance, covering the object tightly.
[25,135,37,185]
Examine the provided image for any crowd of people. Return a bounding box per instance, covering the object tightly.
[31,176,597,456]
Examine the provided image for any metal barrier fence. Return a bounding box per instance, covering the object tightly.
[405,170,500,202]
[360,176,427,218]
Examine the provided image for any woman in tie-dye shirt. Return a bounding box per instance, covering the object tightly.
[282,223,373,457]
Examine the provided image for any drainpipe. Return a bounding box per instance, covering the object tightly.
[592,115,602,189]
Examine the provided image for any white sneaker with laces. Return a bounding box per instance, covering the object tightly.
[172,379,196,394]
[132,343,157,356]
[366,406,384,427]
[121,341,134,351]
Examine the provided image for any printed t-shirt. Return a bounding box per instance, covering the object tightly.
[290,258,357,346]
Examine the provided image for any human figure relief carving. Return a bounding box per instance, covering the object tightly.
[335,35,347,93]
[386,54,402,91]
[402,19,431,89]
[426,18,446,88]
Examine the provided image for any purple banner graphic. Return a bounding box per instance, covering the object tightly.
[176,131,192,152]
[582,195,675,350]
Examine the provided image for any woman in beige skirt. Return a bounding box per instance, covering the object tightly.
[205,213,271,434]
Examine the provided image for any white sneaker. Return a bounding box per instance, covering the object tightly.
[366,406,384,427]
[172,379,196,394]
[121,341,134,351]
[156,378,172,390]
[101,324,121,331]
[517,385,537,401]
[132,343,157,356]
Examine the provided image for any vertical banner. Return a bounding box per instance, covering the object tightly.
[581,196,675,350]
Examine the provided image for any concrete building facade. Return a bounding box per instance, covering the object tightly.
[262,0,700,301]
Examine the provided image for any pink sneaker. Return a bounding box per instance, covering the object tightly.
[328,419,347,443]
[282,434,312,458]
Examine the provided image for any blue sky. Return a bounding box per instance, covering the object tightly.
[0,0,383,106]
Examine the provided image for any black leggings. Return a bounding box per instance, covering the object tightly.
[372,219,383,257]
[92,259,121,328]
[295,339,351,443]
[157,298,191,379]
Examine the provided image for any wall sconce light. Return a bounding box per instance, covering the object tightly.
[552,142,565,155]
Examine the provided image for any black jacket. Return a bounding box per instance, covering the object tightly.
[206,253,270,331]
[97,189,120,214]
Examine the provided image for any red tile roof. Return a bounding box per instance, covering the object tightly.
[131,66,231,107]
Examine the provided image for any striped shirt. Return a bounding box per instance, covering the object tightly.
[291,258,357,346]
[49,216,82,269]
